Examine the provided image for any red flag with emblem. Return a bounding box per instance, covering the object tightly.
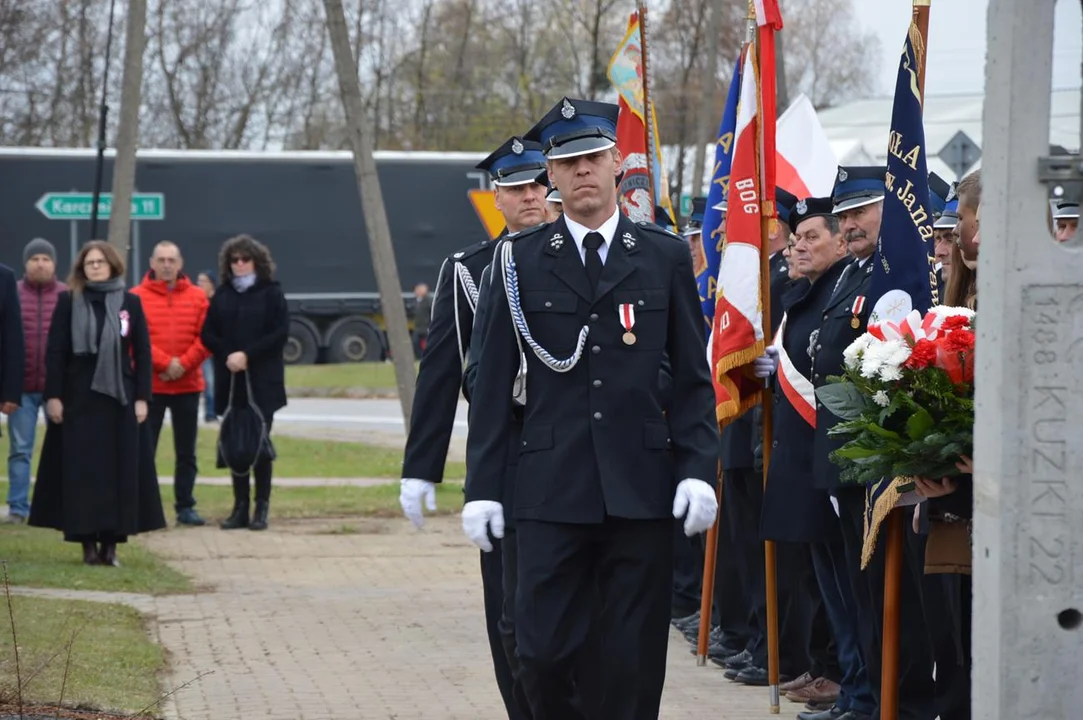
[711,49,765,425]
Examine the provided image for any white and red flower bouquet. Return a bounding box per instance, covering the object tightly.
[815,306,976,486]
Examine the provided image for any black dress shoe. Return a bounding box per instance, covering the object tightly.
[671,610,698,629]
[796,706,846,720]
[711,649,752,670]
[98,542,120,567]
[733,666,792,686]
[723,667,742,680]
[835,712,872,720]
[703,640,744,659]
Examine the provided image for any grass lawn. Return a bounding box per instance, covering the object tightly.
[0,519,190,595]
[285,361,418,393]
[0,425,466,480]
[0,478,463,593]
[0,595,163,715]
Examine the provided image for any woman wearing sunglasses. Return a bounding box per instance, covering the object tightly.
[201,234,289,531]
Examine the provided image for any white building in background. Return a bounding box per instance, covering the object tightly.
[666,87,1081,209]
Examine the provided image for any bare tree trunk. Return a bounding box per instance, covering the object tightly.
[691,0,723,198]
[106,0,146,256]
[322,0,416,428]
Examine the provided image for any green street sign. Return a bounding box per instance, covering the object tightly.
[35,192,165,221]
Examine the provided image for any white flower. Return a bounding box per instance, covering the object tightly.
[884,340,912,369]
[843,333,875,370]
[872,390,891,407]
[879,364,903,382]
[930,305,975,322]
[860,341,888,378]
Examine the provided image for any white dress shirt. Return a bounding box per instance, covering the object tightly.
[564,208,621,265]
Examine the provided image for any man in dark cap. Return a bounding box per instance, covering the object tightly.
[3,240,47,523]
[544,186,563,222]
[462,96,719,719]
[398,135,547,720]
[1052,198,1078,244]
[932,181,959,288]
[824,167,936,720]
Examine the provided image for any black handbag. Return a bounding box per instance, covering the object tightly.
[216,371,276,475]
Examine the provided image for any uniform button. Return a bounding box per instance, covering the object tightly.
[590,313,599,322]
[774,394,780,404]
[593,412,603,420]
[815,344,822,352]
[772,440,778,448]
[544,301,553,308]
[593,379,602,388]
[637,300,645,307]
[592,345,601,354]
[813,374,820,381]
[822,313,828,321]
[522,440,527,446]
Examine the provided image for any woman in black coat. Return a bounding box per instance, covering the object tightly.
[29,241,166,566]
[201,234,288,531]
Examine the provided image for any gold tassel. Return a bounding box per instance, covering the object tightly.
[860,476,912,569]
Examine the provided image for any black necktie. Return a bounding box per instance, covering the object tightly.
[584,232,604,292]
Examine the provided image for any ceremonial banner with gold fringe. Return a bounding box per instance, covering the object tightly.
[607,13,677,229]
[711,48,765,426]
[861,21,938,567]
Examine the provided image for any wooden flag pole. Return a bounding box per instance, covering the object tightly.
[636,0,657,217]
[695,465,724,665]
[881,4,930,720]
[747,2,780,711]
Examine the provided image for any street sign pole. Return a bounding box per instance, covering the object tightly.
[131,220,141,286]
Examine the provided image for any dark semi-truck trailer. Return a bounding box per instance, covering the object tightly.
[0,147,493,363]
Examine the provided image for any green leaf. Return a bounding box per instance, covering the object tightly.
[906,408,935,441]
[834,445,883,460]
[815,383,867,421]
[866,423,903,441]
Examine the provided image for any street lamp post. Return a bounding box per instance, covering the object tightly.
[89,0,118,241]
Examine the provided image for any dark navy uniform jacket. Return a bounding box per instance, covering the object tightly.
[811,256,873,493]
[401,236,499,482]
[761,257,848,544]
[721,251,791,471]
[464,213,718,524]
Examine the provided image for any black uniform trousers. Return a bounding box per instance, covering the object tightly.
[516,517,673,720]
[672,520,704,618]
[718,468,763,650]
[837,488,937,720]
[481,535,526,720]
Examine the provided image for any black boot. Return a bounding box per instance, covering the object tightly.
[82,541,99,565]
[220,473,251,530]
[249,501,269,531]
[220,499,250,529]
[98,542,119,567]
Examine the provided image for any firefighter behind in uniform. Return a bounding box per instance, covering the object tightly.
[1052,198,1078,244]
[398,135,547,720]
[462,96,719,720]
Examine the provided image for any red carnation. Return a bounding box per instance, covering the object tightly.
[941,316,971,332]
[943,329,976,354]
[904,339,938,369]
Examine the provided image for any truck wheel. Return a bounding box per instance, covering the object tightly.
[284,318,320,365]
[326,317,382,363]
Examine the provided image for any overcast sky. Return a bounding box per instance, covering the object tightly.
[853,0,1083,96]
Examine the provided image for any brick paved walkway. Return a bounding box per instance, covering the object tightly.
[133,516,787,720]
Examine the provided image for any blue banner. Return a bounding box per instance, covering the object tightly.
[868,26,937,325]
[696,56,743,330]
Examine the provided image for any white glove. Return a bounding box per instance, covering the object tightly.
[752,346,780,378]
[672,478,718,536]
[399,478,437,528]
[461,501,505,552]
